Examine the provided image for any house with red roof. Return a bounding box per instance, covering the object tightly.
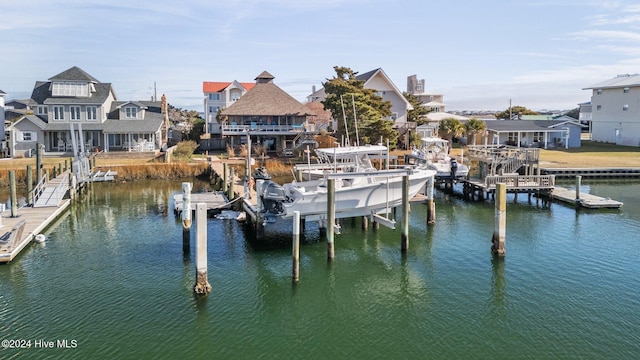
[202,80,255,135]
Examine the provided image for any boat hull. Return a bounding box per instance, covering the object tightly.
[271,169,435,221]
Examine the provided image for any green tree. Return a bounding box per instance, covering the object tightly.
[403,92,430,125]
[464,117,486,145]
[321,66,396,146]
[438,118,465,152]
[494,105,538,119]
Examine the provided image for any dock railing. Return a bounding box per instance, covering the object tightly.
[484,174,555,190]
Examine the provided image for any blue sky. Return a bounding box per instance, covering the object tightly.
[2,0,640,112]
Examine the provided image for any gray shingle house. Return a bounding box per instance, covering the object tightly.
[7,66,167,157]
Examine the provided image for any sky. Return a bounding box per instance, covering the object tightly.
[2,0,640,113]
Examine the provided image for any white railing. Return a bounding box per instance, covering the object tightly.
[484,175,555,190]
[221,124,306,133]
[31,173,48,205]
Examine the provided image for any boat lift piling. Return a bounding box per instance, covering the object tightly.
[575,175,582,205]
[401,175,410,252]
[256,179,265,241]
[326,178,335,260]
[491,183,507,256]
[181,182,192,253]
[194,203,211,295]
[9,171,18,217]
[426,176,436,225]
[292,211,301,282]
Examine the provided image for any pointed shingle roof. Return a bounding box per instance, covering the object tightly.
[48,66,99,82]
[221,72,310,116]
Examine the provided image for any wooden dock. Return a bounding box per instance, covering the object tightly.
[540,167,640,179]
[0,200,71,263]
[173,192,231,214]
[549,187,623,209]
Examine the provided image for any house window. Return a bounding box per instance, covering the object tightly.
[508,132,518,143]
[596,89,602,95]
[596,105,602,111]
[70,106,81,121]
[208,93,220,101]
[623,104,629,111]
[37,106,48,115]
[533,132,544,142]
[87,106,97,121]
[390,112,398,121]
[125,107,137,118]
[52,82,89,97]
[209,106,220,113]
[21,131,36,142]
[53,106,65,121]
[623,87,629,93]
[416,84,423,92]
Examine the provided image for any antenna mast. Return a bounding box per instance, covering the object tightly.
[340,95,350,146]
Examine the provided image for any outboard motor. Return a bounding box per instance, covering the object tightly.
[260,181,286,215]
[450,158,458,180]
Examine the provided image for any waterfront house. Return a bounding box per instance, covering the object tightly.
[484,119,582,148]
[219,71,312,155]
[308,68,412,124]
[583,74,640,146]
[203,80,255,135]
[0,89,6,157]
[6,66,166,157]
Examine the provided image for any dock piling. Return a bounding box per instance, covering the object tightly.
[575,175,582,204]
[9,171,18,217]
[194,203,211,295]
[293,211,301,282]
[401,175,409,252]
[327,178,335,260]
[26,165,33,206]
[426,177,436,225]
[491,183,506,256]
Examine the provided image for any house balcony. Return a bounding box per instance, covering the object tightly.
[221,123,308,136]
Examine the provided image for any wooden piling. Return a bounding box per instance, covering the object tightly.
[575,175,582,204]
[35,144,42,186]
[227,168,235,201]
[426,177,436,225]
[326,178,335,260]
[292,211,301,282]
[26,165,33,206]
[222,163,228,194]
[491,183,506,256]
[9,171,18,217]
[194,203,211,295]
[401,175,409,252]
[361,216,368,230]
[256,180,265,241]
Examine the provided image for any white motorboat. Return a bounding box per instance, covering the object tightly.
[260,166,435,221]
[294,144,389,181]
[410,137,469,181]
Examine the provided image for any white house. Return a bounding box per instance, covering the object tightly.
[202,80,255,134]
[583,74,640,146]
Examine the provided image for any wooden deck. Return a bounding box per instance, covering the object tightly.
[0,200,71,263]
[550,187,623,209]
[173,192,231,214]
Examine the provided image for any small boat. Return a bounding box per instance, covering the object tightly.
[409,137,469,181]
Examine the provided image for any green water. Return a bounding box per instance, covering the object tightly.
[1,180,639,359]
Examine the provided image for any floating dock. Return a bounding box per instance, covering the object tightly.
[0,200,71,263]
[173,192,231,214]
[549,187,623,209]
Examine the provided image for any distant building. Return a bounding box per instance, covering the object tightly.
[584,74,640,146]
[407,74,445,112]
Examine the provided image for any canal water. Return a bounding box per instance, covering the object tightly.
[1,179,639,359]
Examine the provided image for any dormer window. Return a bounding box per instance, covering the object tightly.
[125,107,138,118]
[52,81,89,97]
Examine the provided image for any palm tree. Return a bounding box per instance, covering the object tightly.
[464,117,486,145]
[438,118,465,153]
